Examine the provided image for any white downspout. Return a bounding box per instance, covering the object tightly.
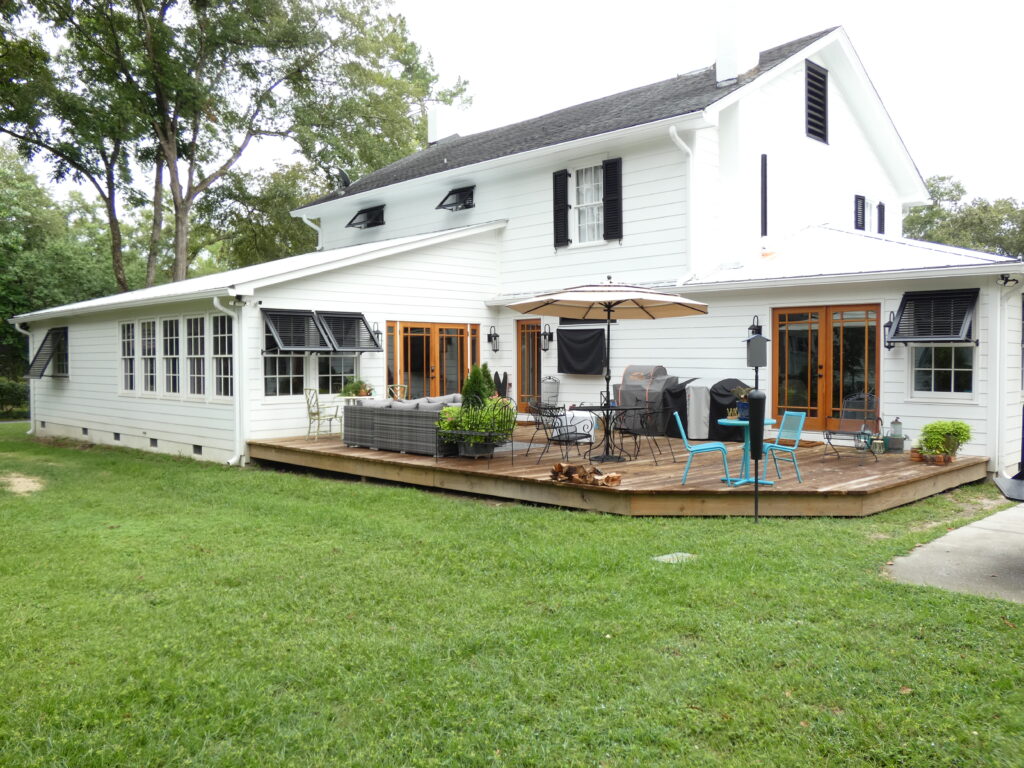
[12,322,35,435]
[992,280,1022,476]
[300,217,322,248]
[213,296,246,466]
[669,125,694,276]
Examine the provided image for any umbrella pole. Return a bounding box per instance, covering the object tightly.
[604,304,612,407]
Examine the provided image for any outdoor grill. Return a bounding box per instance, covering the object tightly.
[617,365,678,434]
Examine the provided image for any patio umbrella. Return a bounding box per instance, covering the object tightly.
[505,277,709,408]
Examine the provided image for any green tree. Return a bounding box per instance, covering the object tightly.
[0,147,117,378]
[903,176,1024,259]
[1,0,464,286]
[193,162,329,270]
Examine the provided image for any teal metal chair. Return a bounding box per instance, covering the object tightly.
[672,411,731,485]
[762,410,806,482]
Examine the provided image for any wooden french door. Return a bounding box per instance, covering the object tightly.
[772,305,879,431]
[517,319,542,412]
[386,322,479,398]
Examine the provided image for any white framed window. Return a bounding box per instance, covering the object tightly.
[186,316,205,396]
[263,323,305,396]
[573,164,604,244]
[912,344,974,397]
[140,320,157,393]
[212,314,234,398]
[318,354,358,394]
[162,319,180,394]
[120,322,136,392]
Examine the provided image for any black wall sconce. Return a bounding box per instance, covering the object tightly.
[372,321,382,345]
[999,273,1020,287]
[540,323,554,352]
[487,325,500,353]
[882,311,895,350]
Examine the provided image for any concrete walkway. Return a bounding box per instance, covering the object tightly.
[886,504,1024,603]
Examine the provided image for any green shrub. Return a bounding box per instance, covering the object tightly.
[920,420,972,455]
[436,398,515,445]
[0,377,28,416]
[460,364,495,407]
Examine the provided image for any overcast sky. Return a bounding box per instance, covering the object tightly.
[387,0,1024,203]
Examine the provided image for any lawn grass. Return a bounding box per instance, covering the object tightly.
[1,422,1022,767]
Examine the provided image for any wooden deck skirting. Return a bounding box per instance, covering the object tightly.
[247,429,989,517]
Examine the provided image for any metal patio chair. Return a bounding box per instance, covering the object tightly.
[532,403,592,464]
[761,410,807,482]
[823,392,881,461]
[673,411,731,485]
[304,388,339,439]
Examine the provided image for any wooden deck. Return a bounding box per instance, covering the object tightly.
[247,428,989,517]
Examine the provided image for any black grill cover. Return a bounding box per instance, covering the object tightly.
[708,378,750,442]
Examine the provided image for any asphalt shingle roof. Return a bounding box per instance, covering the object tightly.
[299,27,836,209]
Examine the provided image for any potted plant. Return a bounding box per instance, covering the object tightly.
[919,420,971,463]
[731,385,752,420]
[436,397,515,458]
[340,378,373,397]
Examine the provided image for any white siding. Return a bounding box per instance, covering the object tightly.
[29,301,237,462]
[245,231,503,440]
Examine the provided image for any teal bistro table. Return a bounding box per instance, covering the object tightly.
[716,417,777,486]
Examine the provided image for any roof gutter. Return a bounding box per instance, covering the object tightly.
[12,322,34,436]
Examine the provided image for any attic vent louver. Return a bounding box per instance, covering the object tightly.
[436,186,475,211]
[805,61,828,143]
[346,205,385,229]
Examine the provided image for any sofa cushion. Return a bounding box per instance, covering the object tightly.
[417,401,447,412]
[427,393,461,404]
[359,399,392,409]
[389,400,419,410]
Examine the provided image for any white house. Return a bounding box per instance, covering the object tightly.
[10,26,1024,475]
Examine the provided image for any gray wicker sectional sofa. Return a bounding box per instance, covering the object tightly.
[343,394,462,456]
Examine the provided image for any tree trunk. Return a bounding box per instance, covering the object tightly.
[146,158,164,287]
[104,195,129,292]
[172,197,191,282]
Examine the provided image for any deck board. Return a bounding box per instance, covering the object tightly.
[247,428,989,517]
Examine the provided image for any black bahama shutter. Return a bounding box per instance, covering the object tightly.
[553,169,570,248]
[602,157,623,241]
[876,202,886,234]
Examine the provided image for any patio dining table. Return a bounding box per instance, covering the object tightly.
[573,404,645,463]
[717,417,776,486]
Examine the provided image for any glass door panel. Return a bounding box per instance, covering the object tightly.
[517,319,541,412]
[394,322,477,398]
[401,326,431,399]
[830,308,878,420]
[774,310,822,428]
[437,326,468,395]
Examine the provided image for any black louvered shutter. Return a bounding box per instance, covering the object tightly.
[602,158,623,241]
[853,195,866,230]
[876,202,885,234]
[553,169,570,248]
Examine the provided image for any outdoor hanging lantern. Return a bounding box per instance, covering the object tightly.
[540,323,554,352]
[883,311,896,350]
[487,325,500,353]
[372,321,382,345]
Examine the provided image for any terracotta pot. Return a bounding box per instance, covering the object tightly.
[909,448,922,462]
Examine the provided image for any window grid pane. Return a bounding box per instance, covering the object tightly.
[318,354,358,394]
[120,322,135,391]
[141,321,157,392]
[186,317,205,395]
[574,165,604,243]
[913,344,973,394]
[212,314,234,397]
[163,319,180,394]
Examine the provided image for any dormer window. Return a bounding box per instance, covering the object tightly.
[436,186,475,211]
[346,205,385,229]
[805,60,828,143]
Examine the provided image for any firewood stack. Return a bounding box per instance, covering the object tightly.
[550,462,622,487]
